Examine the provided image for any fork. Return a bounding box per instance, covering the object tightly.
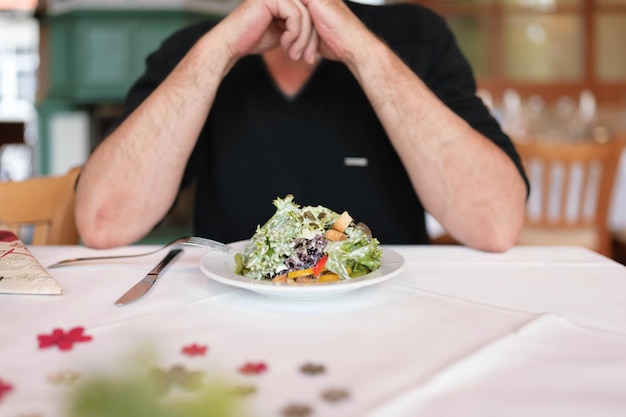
[47,236,230,268]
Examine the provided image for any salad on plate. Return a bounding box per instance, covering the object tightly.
[234,195,382,284]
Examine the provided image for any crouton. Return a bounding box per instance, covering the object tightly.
[326,229,347,241]
[332,211,353,233]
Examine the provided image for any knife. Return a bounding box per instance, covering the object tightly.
[115,249,184,306]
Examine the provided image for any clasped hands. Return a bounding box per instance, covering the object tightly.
[220,0,368,65]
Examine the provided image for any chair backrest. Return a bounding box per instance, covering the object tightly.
[0,166,81,245]
[515,136,625,257]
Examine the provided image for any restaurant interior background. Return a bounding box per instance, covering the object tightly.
[1,0,625,262]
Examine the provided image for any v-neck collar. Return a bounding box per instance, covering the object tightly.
[258,55,324,102]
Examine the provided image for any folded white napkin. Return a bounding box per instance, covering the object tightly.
[368,314,626,417]
[0,223,63,294]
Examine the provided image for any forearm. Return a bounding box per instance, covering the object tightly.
[76,30,232,248]
[347,37,527,251]
[76,0,321,248]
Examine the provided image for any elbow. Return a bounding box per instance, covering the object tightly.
[75,205,138,249]
[461,227,520,253]
[76,213,120,249]
[467,181,528,253]
[445,203,525,253]
[467,212,525,253]
[439,170,528,253]
[78,229,115,250]
[437,219,523,253]
[74,177,150,249]
[477,230,520,253]
[76,206,157,249]
[78,222,140,249]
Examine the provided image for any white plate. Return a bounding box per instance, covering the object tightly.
[200,240,405,301]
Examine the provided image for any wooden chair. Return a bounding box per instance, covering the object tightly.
[0,166,81,245]
[515,136,625,257]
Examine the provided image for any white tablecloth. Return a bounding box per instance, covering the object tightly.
[2,244,626,417]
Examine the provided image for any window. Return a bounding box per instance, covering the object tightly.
[0,15,39,118]
[408,0,626,108]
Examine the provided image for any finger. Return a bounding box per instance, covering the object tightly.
[276,0,312,59]
[302,29,319,64]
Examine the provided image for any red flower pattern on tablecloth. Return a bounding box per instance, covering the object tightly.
[38,326,93,351]
[238,361,268,375]
[0,378,13,402]
[18,322,345,414]
[181,343,208,357]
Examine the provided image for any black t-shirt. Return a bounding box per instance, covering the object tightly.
[117,1,528,244]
